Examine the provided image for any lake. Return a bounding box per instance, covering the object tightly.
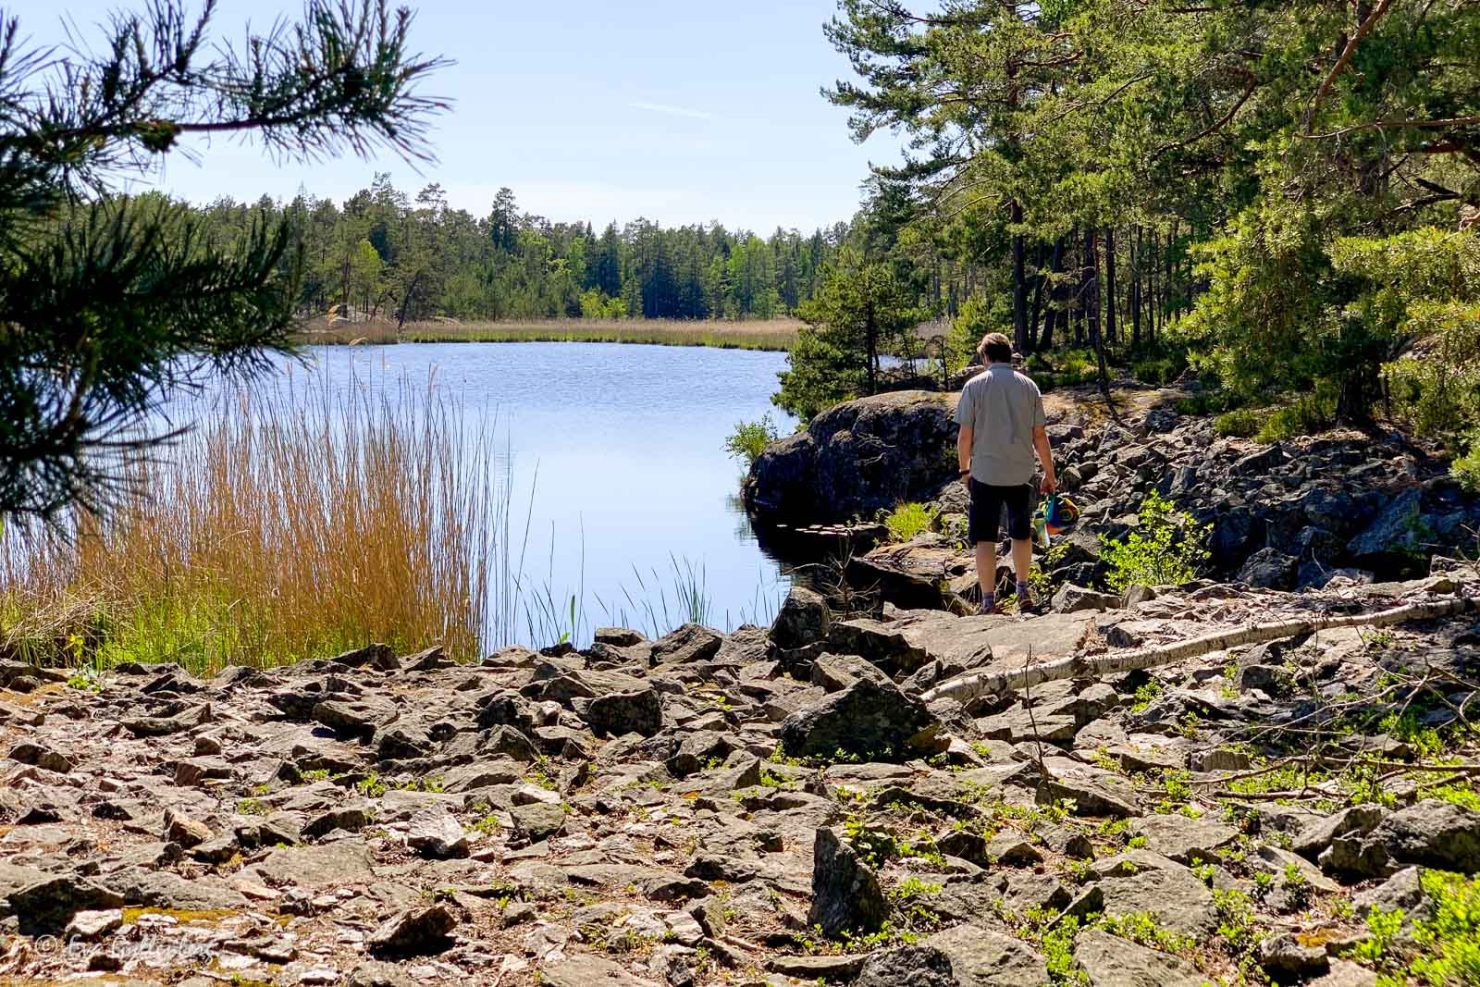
[235,341,797,648]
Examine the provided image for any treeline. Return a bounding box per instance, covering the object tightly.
[191,177,846,324]
[785,0,1478,452]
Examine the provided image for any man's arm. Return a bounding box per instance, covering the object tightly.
[957,425,973,485]
[1032,424,1057,493]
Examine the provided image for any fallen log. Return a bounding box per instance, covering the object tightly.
[920,594,1478,705]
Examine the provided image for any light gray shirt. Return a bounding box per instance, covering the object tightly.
[954,363,1046,486]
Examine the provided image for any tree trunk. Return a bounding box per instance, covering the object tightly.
[1130,226,1142,347]
[1084,230,1113,407]
[1011,201,1029,356]
[1040,237,1064,352]
[1027,241,1047,352]
[1104,227,1118,346]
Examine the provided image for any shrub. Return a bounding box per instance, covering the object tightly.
[885,502,939,543]
[724,415,779,467]
[1452,431,1480,493]
[1214,409,1261,438]
[1100,492,1210,593]
[1255,392,1334,442]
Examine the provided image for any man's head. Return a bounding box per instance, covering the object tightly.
[977,332,1013,365]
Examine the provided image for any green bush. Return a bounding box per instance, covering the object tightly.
[1214,409,1261,438]
[884,502,939,543]
[1100,492,1211,593]
[1255,393,1334,442]
[724,414,779,467]
[1452,430,1480,494]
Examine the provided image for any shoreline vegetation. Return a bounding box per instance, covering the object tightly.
[0,379,775,676]
[297,317,802,352]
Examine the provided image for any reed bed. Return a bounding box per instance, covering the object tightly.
[0,381,502,674]
[301,318,800,352]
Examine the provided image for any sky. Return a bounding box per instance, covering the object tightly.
[9,0,902,231]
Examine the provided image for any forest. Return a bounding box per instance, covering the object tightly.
[187,179,848,324]
[768,0,1478,466]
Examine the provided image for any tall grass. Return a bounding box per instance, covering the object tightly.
[301,318,800,352]
[0,380,501,673]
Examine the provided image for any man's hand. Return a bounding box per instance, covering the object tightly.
[1039,473,1058,494]
[960,469,972,488]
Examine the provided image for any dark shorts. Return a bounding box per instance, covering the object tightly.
[969,480,1034,544]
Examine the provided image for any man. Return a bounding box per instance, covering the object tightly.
[955,332,1057,615]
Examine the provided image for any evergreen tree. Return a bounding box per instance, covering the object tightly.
[0,0,445,518]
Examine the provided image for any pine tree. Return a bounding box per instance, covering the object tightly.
[0,0,445,519]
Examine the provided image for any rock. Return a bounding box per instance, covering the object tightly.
[7,741,74,773]
[825,617,930,674]
[64,908,123,941]
[649,623,723,665]
[585,686,663,737]
[164,809,214,849]
[780,676,941,762]
[1257,933,1330,979]
[852,945,956,987]
[744,390,957,524]
[1093,850,1217,936]
[1293,804,1387,860]
[1308,961,1379,987]
[1368,799,1480,872]
[302,802,373,839]
[311,698,396,739]
[924,923,1048,986]
[1353,866,1430,920]
[406,807,469,859]
[770,586,833,650]
[1073,928,1205,987]
[1129,813,1240,865]
[594,626,646,647]
[345,961,418,987]
[1051,584,1120,613]
[808,827,888,937]
[540,954,662,987]
[765,953,867,980]
[511,801,566,842]
[121,703,211,737]
[251,842,375,887]
[332,642,399,669]
[367,903,456,956]
[1237,547,1299,590]
[1347,488,1426,575]
[8,876,125,935]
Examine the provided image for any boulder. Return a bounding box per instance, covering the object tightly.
[1368,799,1480,872]
[1237,547,1299,590]
[779,676,941,762]
[924,924,1048,986]
[585,686,663,738]
[853,945,956,987]
[744,390,957,524]
[405,807,469,859]
[769,586,832,650]
[367,903,457,956]
[1051,584,1120,613]
[1073,928,1205,987]
[807,827,888,937]
[649,623,723,665]
[1347,488,1427,575]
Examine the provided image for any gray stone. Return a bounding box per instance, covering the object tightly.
[853,945,955,987]
[406,807,469,858]
[649,622,723,665]
[586,686,663,738]
[511,801,566,842]
[540,954,661,987]
[251,842,375,887]
[1370,799,1480,872]
[64,908,123,941]
[1237,547,1299,590]
[1073,928,1205,987]
[808,826,888,937]
[7,741,74,773]
[925,922,1048,986]
[770,586,832,650]
[8,876,125,935]
[780,676,941,763]
[1052,584,1120,613]
[1129,813,1239,865]
[1257,933,1330,979]
[367,903,456,956]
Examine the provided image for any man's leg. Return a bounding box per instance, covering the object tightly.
[975,540,998,598]
[1010,537,1032,591]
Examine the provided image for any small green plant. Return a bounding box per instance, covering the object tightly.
[1214,408,1261,438]
[1130,679,1164,713]
[1100,492,1211,593]
[1282,863,1312,911]
[1098,912,1196,954]
[1041,916,1089,986]
[724,414,779,467]
[1452,433,1480,493]
[884,501,939,543]
[1212,888,1257,952]
[1354,905,1405,965]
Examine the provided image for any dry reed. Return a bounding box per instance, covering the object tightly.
[0,379,499,673]
[299,318,801,351]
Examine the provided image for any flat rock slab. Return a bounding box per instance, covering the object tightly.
[1074,928,1205,987]
[250,842,376,888]
[890,610,1095,669]
[538,953,661,987]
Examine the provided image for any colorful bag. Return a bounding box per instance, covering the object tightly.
[1044,493,1080,536]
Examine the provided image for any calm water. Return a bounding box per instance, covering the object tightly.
[242,342,796,646]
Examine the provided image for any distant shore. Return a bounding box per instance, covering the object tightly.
[296,317,802,352]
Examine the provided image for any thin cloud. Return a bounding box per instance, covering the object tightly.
[630,100,716,121]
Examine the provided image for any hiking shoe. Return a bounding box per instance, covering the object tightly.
[1016,595,1046,616]
[975,599,999,616]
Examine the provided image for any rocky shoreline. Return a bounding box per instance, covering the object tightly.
[3,558,1480,985]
